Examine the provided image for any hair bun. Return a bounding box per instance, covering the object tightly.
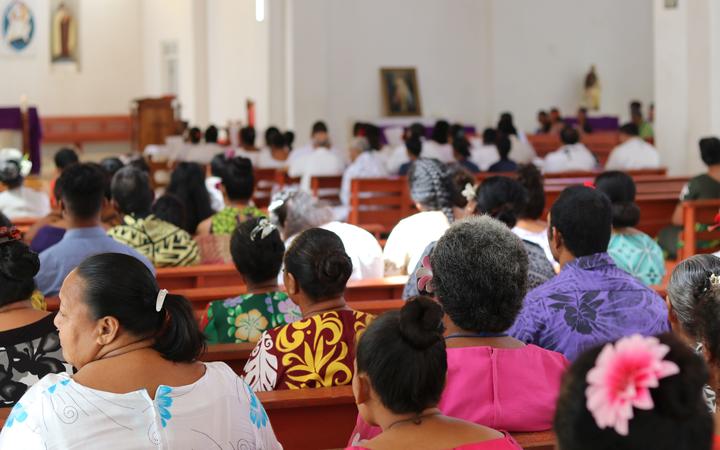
[0,241,39,281]
[611,201,640,228]
[399,297,445,350]
[315,250,352,284]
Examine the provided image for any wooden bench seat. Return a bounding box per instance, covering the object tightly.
[680,199,720,259]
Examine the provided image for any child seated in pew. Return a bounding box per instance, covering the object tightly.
[200,217,300,344]
[356,217,568,442]
[243,228,373,391]
[554,334,712,450]
[348,297,521,450]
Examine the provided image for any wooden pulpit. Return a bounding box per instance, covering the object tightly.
[131,96,179,152]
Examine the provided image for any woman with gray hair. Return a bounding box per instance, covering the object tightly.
[269,189,383,280]
[666,254,720,411]
[383,159,458,275]
[350,216,568,442]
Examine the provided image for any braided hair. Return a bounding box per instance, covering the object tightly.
[408,159,455,223]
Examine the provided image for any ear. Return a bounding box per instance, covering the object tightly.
[550,227,564,252]
[284,270,299,296]
[95,316,120,346]
[354,373,372,406]
[665,296,681,329]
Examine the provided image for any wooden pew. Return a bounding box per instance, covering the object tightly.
[10,216,37,234]
[41,115,132,150]
[679,199,720,259]
[253,168,278,209]
[156,264,241,289]
[311,175,343,205]
[348,177,415,236]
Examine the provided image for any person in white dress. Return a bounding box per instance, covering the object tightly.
[270,189,384,281]
[497,113,537,164]
[340,137,389,206]
[233,126,261,167]
[383,159,456,275]
[470,128,501,171]
[0,253,282,449]
[542,126,598,174]
[0,148,50,219]
[605,123,661,170]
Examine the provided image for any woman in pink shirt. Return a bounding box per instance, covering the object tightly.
[350,216,568,443]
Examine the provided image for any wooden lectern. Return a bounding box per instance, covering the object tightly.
[130,96,179,153]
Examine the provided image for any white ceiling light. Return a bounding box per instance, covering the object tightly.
[256,0,265,22]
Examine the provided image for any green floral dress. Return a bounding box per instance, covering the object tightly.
[201,292,302,344]
[210,206,265,235]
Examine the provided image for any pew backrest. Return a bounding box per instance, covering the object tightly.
[680,199,720,259]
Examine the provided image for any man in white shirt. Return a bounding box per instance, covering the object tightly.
[543,126,598,174]
[0,148,50,219]
[287,128,345,191]
[288,121,346,166]
[340,137,389,206]
[470,128,501,171]
[605,123,661,170]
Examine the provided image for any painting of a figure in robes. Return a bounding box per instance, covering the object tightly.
[381,68,422,117]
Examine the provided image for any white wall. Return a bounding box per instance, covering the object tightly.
[489,0,655,132]
[0,0,143,115]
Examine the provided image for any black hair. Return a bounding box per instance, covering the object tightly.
[221,157,254,201]
[449,123,464,142]
[58,163,106,220]
[594,171,640,228]
[0,213,10,227]
[265,126,281,147]
[269,132,287,149]
[364,124,382,151]
[99,157,124,178]
[551,186,612,256]
[210,153,227,179]
[516,164,545,220]
[230,217,285,284]
[482,128,497,146]
[452,136,471,159]
[619,123,640,136]
[560,125,580,145]
[54,148,79,170]
[76,253,206,363]
[0,238,40,307]
[449,166,475,208]
[128,157,150,174]
[166,162,214,234]
[405,136,422,157]
[284,228,352,302]
[352,122,366,137]
[283,131,295,150]
[578,107,588,115]
[311,121,328,135]
[204,125,219,144]
[111,166,153,217]
[152,194,186,228]
[356,297,447,415]
[554,333,712,450]
[408,159,456,223]
[189,127,202,144]
[497,113,517,136]
[430,120,450,144]
[0,160,22,189]
[240,126,256,147]
[408,122,425,139]
[630,100,643,113]
[699,137,720,166]
[474,176,527,228]
[496,135,512,159]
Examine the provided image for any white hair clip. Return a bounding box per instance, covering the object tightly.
[710,274,720,288]
[156,289,168,312]
[462,183,477,202]
[250,217,276,241]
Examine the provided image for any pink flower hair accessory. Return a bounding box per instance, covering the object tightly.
[416,255,434,294]
[585,334,680,436]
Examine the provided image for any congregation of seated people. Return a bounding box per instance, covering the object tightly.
[4,103,720,449]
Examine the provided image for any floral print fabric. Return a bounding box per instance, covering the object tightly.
[210,206,265,235]
[243,309,373,391]
[201,291,301,344]
[509,252,669,361]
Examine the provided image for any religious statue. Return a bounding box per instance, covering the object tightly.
[51,2,76,62]
[583,65,601,111]
[5,1,33,46]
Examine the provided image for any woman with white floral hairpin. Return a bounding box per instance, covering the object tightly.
[554,333,713,450]
[0,253,282,449]
[200,216,301,344]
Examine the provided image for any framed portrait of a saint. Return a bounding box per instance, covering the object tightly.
[380,67,422,117]
[50,0,78,65]
[0,0,39,56]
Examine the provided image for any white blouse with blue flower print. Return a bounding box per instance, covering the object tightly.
[0,362,282,449]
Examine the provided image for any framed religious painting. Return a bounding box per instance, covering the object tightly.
[0,0,39,56]
[49,0,79,66]
[380,67,422,117]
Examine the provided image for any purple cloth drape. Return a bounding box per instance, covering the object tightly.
[0,107,42,174]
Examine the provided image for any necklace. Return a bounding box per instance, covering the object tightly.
[444,331,507,340]
[387,411,442,430]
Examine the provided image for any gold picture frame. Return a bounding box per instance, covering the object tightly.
[380,67,422,116]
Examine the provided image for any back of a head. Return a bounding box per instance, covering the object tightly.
[240,126,256,147]
[54,147,79,171]
[449,165,474,209]
[284,228,352,302]
[99,157,124,178]
[269,189,333,239]
[699,137,720,167]
[496,135,512,158]
[452,136,471,158]
[265,126,281,146]
[210,153,227,179]
[111,166,153,217]
[516,164,545,220]
[0,213,10,227]
[408,122,425,139]
[482,128,497,146]
[560,125,580,145]
[431,216,528,333]
[474,176,528,228]
[204,125,219,143]
[594,171,640,228]
[407,159,455,223]
[405,135,422,157]
[76,253,205,363]
[449,123,464,142]
[497,113,517,136]
[311,121,328,135]
[364,124,382,151]
[189,127,202,144]
[167,162,213,232]
[0,229,40,307]
[554,333,712,450]
[430,120,450,144]
[630,100,642,114]
[0,156,23,189]
[619,123,639,137]
[356,297,447,414]
[231,217,285,285]
[151,194,186,228]
[551,186,612,257]
[222,157,255,201]
[269,132,287,150]
[283,131,295,150]
[59,163,106,220]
